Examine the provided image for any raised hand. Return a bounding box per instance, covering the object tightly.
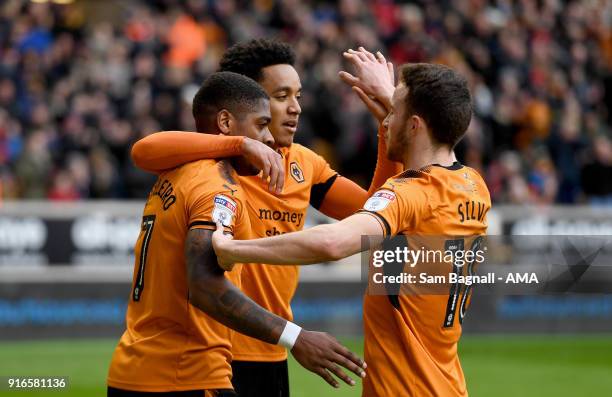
[241,137,285,194]
[339,47,395,112]
[291,330,367,388]
[351,85,389,123]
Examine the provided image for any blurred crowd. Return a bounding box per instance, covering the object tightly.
[0,0,611,205]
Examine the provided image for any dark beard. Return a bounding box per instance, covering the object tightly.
[387,124,410,163]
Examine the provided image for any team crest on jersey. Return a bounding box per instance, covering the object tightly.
[212,194,237,227]
[363,190,396,212]
[290,161,305,183]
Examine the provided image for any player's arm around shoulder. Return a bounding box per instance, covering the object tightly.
[130,131,284,193]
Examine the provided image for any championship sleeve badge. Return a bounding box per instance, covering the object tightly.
[212,194,237,227]
[363,190,396,212]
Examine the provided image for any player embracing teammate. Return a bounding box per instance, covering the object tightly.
[121,39,401,396]
[212,61,491,396]
[114,38,491,397]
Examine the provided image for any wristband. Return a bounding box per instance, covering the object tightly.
[278,321,302,349]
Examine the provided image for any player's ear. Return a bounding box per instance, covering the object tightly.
[217,109,233,136]
[409,115,422,133]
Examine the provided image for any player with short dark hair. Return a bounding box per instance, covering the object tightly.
[132,39,401,397]
[212,63,492,397]
[191,71,270,135]
[129,42,401,396]
[107,71,365,397]
[398,63,472,148]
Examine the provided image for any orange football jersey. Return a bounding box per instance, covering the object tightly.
[107,159,250,392]
[230,143,337,361]
[358,162,491,397]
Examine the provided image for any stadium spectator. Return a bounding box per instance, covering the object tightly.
[0,0,611,205]
[581,134,612,205]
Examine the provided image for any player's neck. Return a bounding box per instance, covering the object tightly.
[273,141,293,150]
[403,143,456,170]
[229,157,259,176]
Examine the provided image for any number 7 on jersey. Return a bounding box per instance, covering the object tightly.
[133,215,156,301]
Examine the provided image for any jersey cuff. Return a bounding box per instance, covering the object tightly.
[310,174,339,209]
[189,220,216,229]
[356,210,391,237]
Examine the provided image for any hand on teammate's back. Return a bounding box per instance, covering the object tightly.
[339,47,395,116]
[241,137,285,194]
[291,329,367,388]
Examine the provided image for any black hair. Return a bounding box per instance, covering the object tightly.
[192,71,269,132]
[219,38,296,82]
[399,63,472,148]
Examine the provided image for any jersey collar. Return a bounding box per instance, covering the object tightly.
[430,161,463,171]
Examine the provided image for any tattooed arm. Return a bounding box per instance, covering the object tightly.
[185,228,367,388]
[185,228,285,344]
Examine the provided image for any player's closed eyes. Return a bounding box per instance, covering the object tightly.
[275,93,301,101]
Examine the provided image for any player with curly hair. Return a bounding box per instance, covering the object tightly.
[130,39,400,396]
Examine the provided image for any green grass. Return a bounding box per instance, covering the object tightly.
[0,336,611,396]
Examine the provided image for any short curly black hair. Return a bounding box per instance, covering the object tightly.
[219,39,296,83]
[192,71,269,132]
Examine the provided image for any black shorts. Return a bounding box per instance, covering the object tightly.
[107,386,237,397]
[231,360,289,397]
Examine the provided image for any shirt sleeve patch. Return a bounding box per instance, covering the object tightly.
[363,189,396,212]
[212,194,237,227]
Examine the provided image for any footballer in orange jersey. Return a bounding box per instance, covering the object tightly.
[213,63,492,397]
[130,40,401,395]
[107,72,365,397]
